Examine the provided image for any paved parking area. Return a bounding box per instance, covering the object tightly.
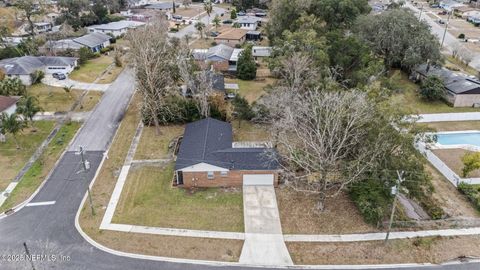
[239,186,293,266]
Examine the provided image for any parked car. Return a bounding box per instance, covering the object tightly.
[209,31,220,37]
[430,4,440,8]
[438,19,445,24]
[223,19,233,24]
[226,92,236,99]
[172,14,182,20]
[52,73,66,80]
[237,11,246,16]
[438,10,447,15]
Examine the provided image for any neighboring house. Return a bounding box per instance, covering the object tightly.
[235,16,261,30]
[439,0,465,10]
[252,46,272,60]
[33,22,52,33]
[214,28,248,47]
[44,39,84,53]
[0,56,78,85]
[145,2,179,10]
[87,20,146,37]
[192,44,244,72]
[174,118,280,188]
[246,30,261,41]
[181,72,226,97]
[73,32,111,52]
[127,0,148,7]
[413,64,480,107]
[0,95,19,115]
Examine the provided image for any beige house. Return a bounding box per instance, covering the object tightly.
[214,28,247,47]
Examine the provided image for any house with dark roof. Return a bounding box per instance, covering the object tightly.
[0,56,78,85]
[175,118,280,187]
[73,32,111,52]
[413,64,480,107]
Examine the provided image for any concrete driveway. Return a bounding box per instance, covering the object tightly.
[239,185,293,266]
[42,75,110,91]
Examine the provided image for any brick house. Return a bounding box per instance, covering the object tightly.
[174,118,280,188]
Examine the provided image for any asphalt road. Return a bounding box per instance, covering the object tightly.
[1,21,480,270]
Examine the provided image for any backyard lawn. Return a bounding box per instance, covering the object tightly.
[134,125,184,160]
[0,122,81,212]
[424,121,480,132]
[433,149,480,178]
[112,163,244,232]
[232,120,271,141]
[388,70,480,114]
[225,77,275,103]
[0,121,55,191]
[69,56,114,83]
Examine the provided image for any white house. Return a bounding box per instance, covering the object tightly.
[33,22,53,33]
[252,46,272,59]
[87,20,145,37]
[0,56,78,85]
[235,16,261,30]
[0,96,19,116]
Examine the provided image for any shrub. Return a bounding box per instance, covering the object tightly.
[170,28,179,32]
[458,33,465,39]
[30,70,45,84]
[237,44,257,80]
[93,52,101,58]
[114,52,123,67]
[78,47,95,65]
[0,77,27,96]
[349,179,392,226]
[211,41,217,46]
[458,183,480,211]
[419,75,445,101]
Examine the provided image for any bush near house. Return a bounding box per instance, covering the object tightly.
[237,44,257,80]
[349,179,392,226]
[458,183,480,212]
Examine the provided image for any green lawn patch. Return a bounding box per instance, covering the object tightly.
[113,163,244,232]
[28,84,83,112]
[0,122,81,212]
[69,56,113,83]
[0,121,55,191]
[225,78,275,103]
[134,125,184,160]
[388,70,480,114]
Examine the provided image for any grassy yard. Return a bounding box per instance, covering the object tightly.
[277,188,376,234]
[79,95,243,261]
[445,55,478,77]
[287,235,480,265]
[174,6,204,18]
[190,37,215,49]
[134,125,184,160]
[433,149,480,178]
[0,122,81,212]
[112,163,244,232]
[232,120,271,141]
[225,77,275,104]
[27,84,82,112]
[0,121,55,191]
[69,56,114,83]
[74,91,103,112]
[388,70,480,114]
[424,121,480,132]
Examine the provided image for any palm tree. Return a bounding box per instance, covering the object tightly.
[212,15,221,30]
[194,22,206,39]
[16,95,42,128]
[203,0,213,25]
[0,112,25,149]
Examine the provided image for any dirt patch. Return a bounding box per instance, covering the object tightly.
[433,149,480,178]
[276,187,376,234]
[287,236,480,265]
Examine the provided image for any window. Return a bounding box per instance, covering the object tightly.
[207,171,214,179]
[221,171,228,177]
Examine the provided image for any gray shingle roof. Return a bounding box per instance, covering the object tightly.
[175,118,279,171]
[415,64,480,94]
[73,32,111,48]
[207,44,234,61]
[236,16,261,24]
[88,20,145,31]
[0,56,77,75]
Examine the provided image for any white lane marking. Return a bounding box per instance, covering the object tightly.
[26,201,56,207]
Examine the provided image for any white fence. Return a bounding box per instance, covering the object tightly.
[417,112,480,123]
[416,142,480,186]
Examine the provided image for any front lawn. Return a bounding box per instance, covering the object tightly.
[69,56,113,83]
[0,121,55,191]
[74,91,103,112]
[0,122,81,212]
[27,84,82,112]
[112,163,244,232]
[388,70,480,114]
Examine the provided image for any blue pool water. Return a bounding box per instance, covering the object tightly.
[436,133,480,147]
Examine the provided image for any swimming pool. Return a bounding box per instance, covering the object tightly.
[436,132,480,148]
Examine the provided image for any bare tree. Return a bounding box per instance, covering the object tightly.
[177,40,213,117]
[182,0,192,8]
[451,41,461,58]
[128,17,177,135]
[267,86,410,211]
[459,47,474,66]
[16,0,44,37]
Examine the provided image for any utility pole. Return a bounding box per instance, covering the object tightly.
[385,170,405,243]
[418,4,424,20]
[441,11,452,48]
[78,146,95,216]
